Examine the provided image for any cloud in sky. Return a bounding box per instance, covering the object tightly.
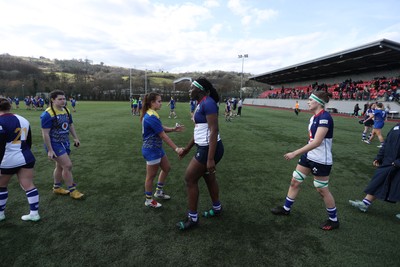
[0,0,399,74]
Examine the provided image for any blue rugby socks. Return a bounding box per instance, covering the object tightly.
[283,196,295,211]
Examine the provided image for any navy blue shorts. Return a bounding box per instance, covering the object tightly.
[195,141,224,165]
[0,161,35,175]
[364,120,373,127]
[298,154,332,176]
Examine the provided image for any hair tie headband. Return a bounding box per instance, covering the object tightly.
[192,81,205,91]
[309,93,325,106]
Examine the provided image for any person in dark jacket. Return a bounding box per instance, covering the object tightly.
[349,123,400,219]
[353,103,361,117]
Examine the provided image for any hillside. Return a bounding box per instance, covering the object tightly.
[0,54,265,101]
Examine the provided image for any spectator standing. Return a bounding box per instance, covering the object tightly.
[353,103,361,117]
[294,101,300,116]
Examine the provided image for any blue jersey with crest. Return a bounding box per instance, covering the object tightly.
[142,109,163,149]
[40,107,73,143]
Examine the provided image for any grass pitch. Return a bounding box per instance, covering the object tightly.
[0,101,399,266]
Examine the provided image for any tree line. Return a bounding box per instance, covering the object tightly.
[0,54,268,101]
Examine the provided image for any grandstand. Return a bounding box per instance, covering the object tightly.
[246,39,400,116]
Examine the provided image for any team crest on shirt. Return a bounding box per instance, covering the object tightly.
[62,122,68,130]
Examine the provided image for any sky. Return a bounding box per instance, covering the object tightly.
[1,0,400,75]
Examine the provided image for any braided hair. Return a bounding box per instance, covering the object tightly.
[49,90,70,126]
[194,76,220,103]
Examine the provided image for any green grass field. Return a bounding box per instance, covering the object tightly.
[1,101,399,266]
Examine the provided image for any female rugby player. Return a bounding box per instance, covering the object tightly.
[141,93,184,208]
[41,90,84,200]
[0,97,40,221]
[271,91,339,230]
[176,77,224,230]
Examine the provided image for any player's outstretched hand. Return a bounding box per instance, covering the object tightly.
[174,123,185,132]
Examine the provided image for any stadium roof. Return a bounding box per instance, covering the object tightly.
[249,39,400,85]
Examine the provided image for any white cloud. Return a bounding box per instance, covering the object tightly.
[228,0,277,27]
[204,0,220,8]
[0,0,399,74]
[376,23,400,41]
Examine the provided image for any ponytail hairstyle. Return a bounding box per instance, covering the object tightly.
[140,92,160,122]
[49,90,70,126]
[194,76,220,103]
[310,90,331,107]
[0,97,12,112]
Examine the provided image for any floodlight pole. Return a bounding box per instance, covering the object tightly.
[129,68,132,97]
[238,54,248,99]
[145,69,147,95]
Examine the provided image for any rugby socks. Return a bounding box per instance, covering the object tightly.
[156,182,164,194]
[53,182,63,189]
[0,187,8,217]
[145,191,152,200]
[188,210,198,222]
[212,201,222,212]
[362,198,372,207]
[283,196,295,211]
[68,184,77,193]
[326,207,338,222]
[362,132,372,140]
[25,188,39,216]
